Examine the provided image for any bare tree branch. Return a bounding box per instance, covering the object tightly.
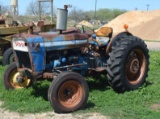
[26,0,50,15]
[69,7,85,22]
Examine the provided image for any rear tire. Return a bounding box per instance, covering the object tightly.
[2,48,15,65]
[48,72,89,113]
[107,36,149,93]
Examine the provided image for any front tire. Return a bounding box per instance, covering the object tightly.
[107,36,149,93]
[3,63,31,90]
[48,72,89,113]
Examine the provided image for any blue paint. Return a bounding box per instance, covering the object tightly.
[92,34,96,39]
[73,55,88,76]
[41,39,88,51]
[43,35,65,42]
[45,59,62,69]
[61,57,66,63]
[89,40,99,46]
[27,36,45,73]
[53,36,65,42]
[54,60,61,67]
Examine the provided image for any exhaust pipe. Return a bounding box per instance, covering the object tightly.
[56,5,72,33]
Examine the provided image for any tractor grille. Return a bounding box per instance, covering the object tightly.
[15,51,31,69]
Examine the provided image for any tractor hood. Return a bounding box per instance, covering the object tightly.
[11,31,89,76]
[12,30,89,52]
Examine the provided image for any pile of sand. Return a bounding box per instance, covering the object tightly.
[129,16,160,40]
[78,20,93,28]
[99,10,160,40]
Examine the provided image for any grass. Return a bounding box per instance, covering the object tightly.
[144,40,160,42]
[0,51,160,119]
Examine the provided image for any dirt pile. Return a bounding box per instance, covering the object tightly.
[99,10,160,40]
[79,20,93,27]
[129,16,160,40]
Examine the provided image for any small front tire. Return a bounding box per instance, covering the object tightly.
[3,63,31,90]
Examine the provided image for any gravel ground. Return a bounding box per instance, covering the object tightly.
[0,101,108,119]
[0,41,158,119]
[145,41,160,51]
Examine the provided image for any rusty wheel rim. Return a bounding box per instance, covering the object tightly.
[10,69,31,89]
[125,49,146,85]
[58,80,83,108]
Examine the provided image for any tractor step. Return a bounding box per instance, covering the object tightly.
[89,67,107,72]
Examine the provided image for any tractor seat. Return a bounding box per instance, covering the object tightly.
[95,27,113,38]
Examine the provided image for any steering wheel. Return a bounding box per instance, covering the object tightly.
[74,24,95,34]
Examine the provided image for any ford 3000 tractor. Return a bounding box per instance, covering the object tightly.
[3,6,149,113]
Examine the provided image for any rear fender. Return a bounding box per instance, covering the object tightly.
[106,31,133,54]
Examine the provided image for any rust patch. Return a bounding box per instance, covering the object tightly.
[39,28,89,41]
[13,28,89,41]
[65,33,88,40]
[62,28,81,34]
[39,32,89,41]
[38,33,59,40]
[43,72,55,79]
[12,33,39,39]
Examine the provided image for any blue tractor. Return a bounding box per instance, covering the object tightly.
[3,6,149,113]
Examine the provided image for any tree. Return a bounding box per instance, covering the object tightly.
[69,8,127,22]
[68,7,85,22]
[84,11,94,21]
[112,9,127,18]
[0,3,9,14]
[26,0,50,16]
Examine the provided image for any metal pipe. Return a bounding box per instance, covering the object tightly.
[53,63,87,70]
[38,1,41,20]
[95,0,97,19]
[0,5,1,14]
[146,4,150,11]
[50,0,53,24]
[38,0,54,22]
[56,8,68,31]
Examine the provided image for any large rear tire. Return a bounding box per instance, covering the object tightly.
[107,36,149,93]
[3,63,32,90]
[48,72,89,113]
